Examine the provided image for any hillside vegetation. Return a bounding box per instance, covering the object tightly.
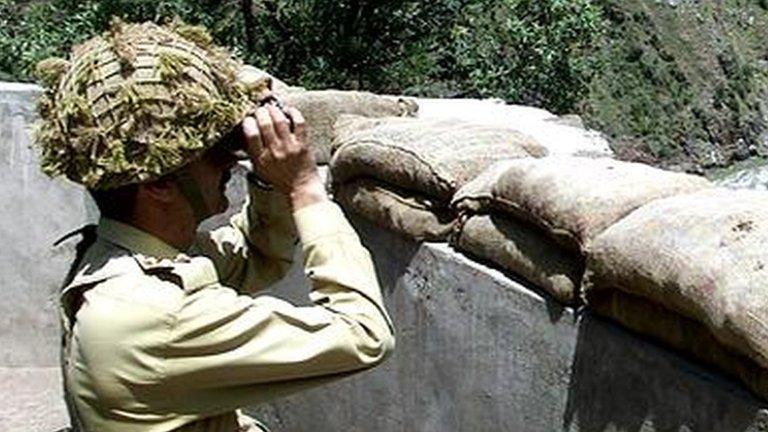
[588,1,768,172]
[2,0,767,172]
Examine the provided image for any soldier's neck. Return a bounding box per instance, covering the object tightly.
[131,203,197,252]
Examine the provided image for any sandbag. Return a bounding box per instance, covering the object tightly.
[453,157,711,252]
[453,214,584,304]
[329,116,547,240]
[584,188,768,376]
[285,90,418,164]
[238,64,298,96]
[334,179,454,241]
[331,115,547,201]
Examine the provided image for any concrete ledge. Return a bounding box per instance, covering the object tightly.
[0,81,42,93]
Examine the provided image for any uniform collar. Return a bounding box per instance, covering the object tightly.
[97,218,181,260]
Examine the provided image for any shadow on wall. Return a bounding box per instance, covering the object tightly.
[564,313,768,432]
[350,213,424,298]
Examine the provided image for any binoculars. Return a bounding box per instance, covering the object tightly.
[215,94,294,160]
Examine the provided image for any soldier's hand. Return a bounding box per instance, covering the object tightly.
[243,105,327,210]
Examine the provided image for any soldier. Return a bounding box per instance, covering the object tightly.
[35,19,394,431]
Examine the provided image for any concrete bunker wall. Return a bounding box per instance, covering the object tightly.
[2,83,767,432]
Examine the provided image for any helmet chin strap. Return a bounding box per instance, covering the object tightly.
[174,168,210,224]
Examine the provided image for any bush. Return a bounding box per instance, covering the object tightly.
[0,0,239,81]
[433,0,607,111]
[584,1,768,168]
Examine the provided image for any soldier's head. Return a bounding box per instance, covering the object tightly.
[34,19,269,229]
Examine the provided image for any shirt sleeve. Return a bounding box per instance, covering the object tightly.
[153,201,395,415]
[192,181,298,294]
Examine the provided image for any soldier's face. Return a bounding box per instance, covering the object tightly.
[185,149,238,217]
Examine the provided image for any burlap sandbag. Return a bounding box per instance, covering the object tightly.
[335,180,454,241]
[238,64,297,96]
[453,157,711,252]
[284,90,418,164]
[329,116,547,240]
[331,115,547,201]
[453,214,584,303]
[585,189,768,380]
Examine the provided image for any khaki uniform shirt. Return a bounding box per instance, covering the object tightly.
[59,185,395,431]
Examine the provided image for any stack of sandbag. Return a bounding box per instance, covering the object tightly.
[285,90,418,163]
[584,188,768,399]
[415,98,613,158]
[451,157,711,303]
[329,115,548,241]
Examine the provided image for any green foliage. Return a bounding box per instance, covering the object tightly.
[0,0,606,117]
[584,1,768,168]
[439,0,607,111]
[0,0,238,81]
[241,1,454,92]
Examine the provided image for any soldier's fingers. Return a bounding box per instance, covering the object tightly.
[267,104,292,141]
[255,107,277,151]
[286,107,307,144]
[241,116,263,156]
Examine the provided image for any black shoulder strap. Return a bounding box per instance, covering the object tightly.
[55,225,97,432]
[55,224,98,291]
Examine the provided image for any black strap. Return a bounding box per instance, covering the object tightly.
[55,225,98,290]
[54,225,97,432]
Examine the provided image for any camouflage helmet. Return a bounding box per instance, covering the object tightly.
[34,19,267,190]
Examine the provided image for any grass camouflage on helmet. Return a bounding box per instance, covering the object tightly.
[34,18,269,190]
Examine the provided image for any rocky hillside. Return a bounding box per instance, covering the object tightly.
[585,0,768,173]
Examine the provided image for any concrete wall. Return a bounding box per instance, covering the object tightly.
[251,217,768,432]
[0,83,91,431]
[2,83,767,432]
[0,83,97,368]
